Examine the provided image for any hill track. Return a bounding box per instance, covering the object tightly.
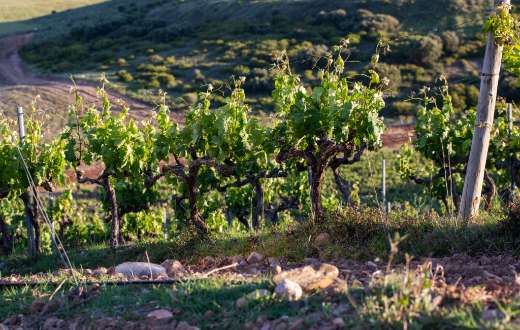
[0,33,157,123]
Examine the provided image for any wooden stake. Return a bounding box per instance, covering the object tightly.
[381,159,387,213]
[459,0,511,220]
[17,106,36,257]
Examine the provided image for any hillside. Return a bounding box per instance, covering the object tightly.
[9,0,518,118]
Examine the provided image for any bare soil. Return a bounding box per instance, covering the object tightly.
[0,33,159,127]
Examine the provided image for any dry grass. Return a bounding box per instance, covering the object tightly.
[0,0,107,23]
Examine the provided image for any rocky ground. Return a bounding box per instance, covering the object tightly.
[1,250,519,330]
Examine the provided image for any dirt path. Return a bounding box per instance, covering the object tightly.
[0,33,155,122]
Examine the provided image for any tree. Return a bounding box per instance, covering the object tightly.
[0,112,66,256]
[273,42,386,223]
[64,88,159,247]
[155,80,283,232]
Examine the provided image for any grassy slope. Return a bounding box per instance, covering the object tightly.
[0,0,107,35]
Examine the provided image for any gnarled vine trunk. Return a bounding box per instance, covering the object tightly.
[186,174,209,234]
[0,214,12,256]
[309,163,326,223]
[103,176,121,248]
[21,190,40,256]
[251,178,264,230]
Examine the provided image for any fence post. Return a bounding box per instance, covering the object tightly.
[17,107,36,257]
[163,207,169,240]
[508,103,516,197]
[381,158,387,213]
[459,0,510,220]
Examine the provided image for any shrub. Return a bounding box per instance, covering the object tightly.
[165,56,176,65]
[117,70,134,82]
[375,63,401,94]
[357,9,400,34]
[441,31,460,55]
[116,58,128,67]
[234,65,251,75]
[414,34,444,67]
[182,93,198,105]
[148,54,164,63]
[391,101,417,116]
[316,8,348,24]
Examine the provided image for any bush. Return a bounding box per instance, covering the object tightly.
[441,31,460,55]
[148,54,164,63]
[414,34,444,67]
[316,8,348,24]
[234,65,251,75]
[390,101,418,116]
[357,9,400,34]
[375,63,401,94]
[116,58,128,67]
[117,70,134,82]
[288,42,329,70]
[182,93,198,105]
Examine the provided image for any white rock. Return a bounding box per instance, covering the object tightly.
[247,252,264,264]
[332,317,345,328]
[161,259,186,277]
[235,297,248,309]
[275,279,303,301]
[146,309,173,320]
[114,262,166,278]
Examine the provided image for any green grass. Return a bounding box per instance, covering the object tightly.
[1,262,517,329]
[1,208,518,328]
[2,207,517,277]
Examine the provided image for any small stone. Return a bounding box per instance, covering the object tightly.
[332,317,345,328]
[247,252,264,264]
[236,297,248,309]
[30,298,47,314]
[247,266,261,275]
[84,268,93,275]
[42,317,65,330]
[289,319,304,330]
[161,260,186,278]
[201,256,216,268]
[41,298,62,314]
[273,263,339,291]
[246,289,271,300]
[93,267,108,276]
[114,262,167,279]
[314,233,331,247]
[0,324,7,330]
[230,255,245,264]
[176,321,200,330]
[366,261,378,269]
[147,309,173,320]
[2,315,22,326]
[324,278,348,295]
[482,309,504,322]
[303,258,320,265]
[274,322,288,330]
[268,257,282,274]
[275,279,303,301]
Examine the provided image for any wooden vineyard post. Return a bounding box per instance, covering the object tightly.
[459,0,510,221]
[381,158,387,213]
[508,103,516,200]
[17,106,37,257]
